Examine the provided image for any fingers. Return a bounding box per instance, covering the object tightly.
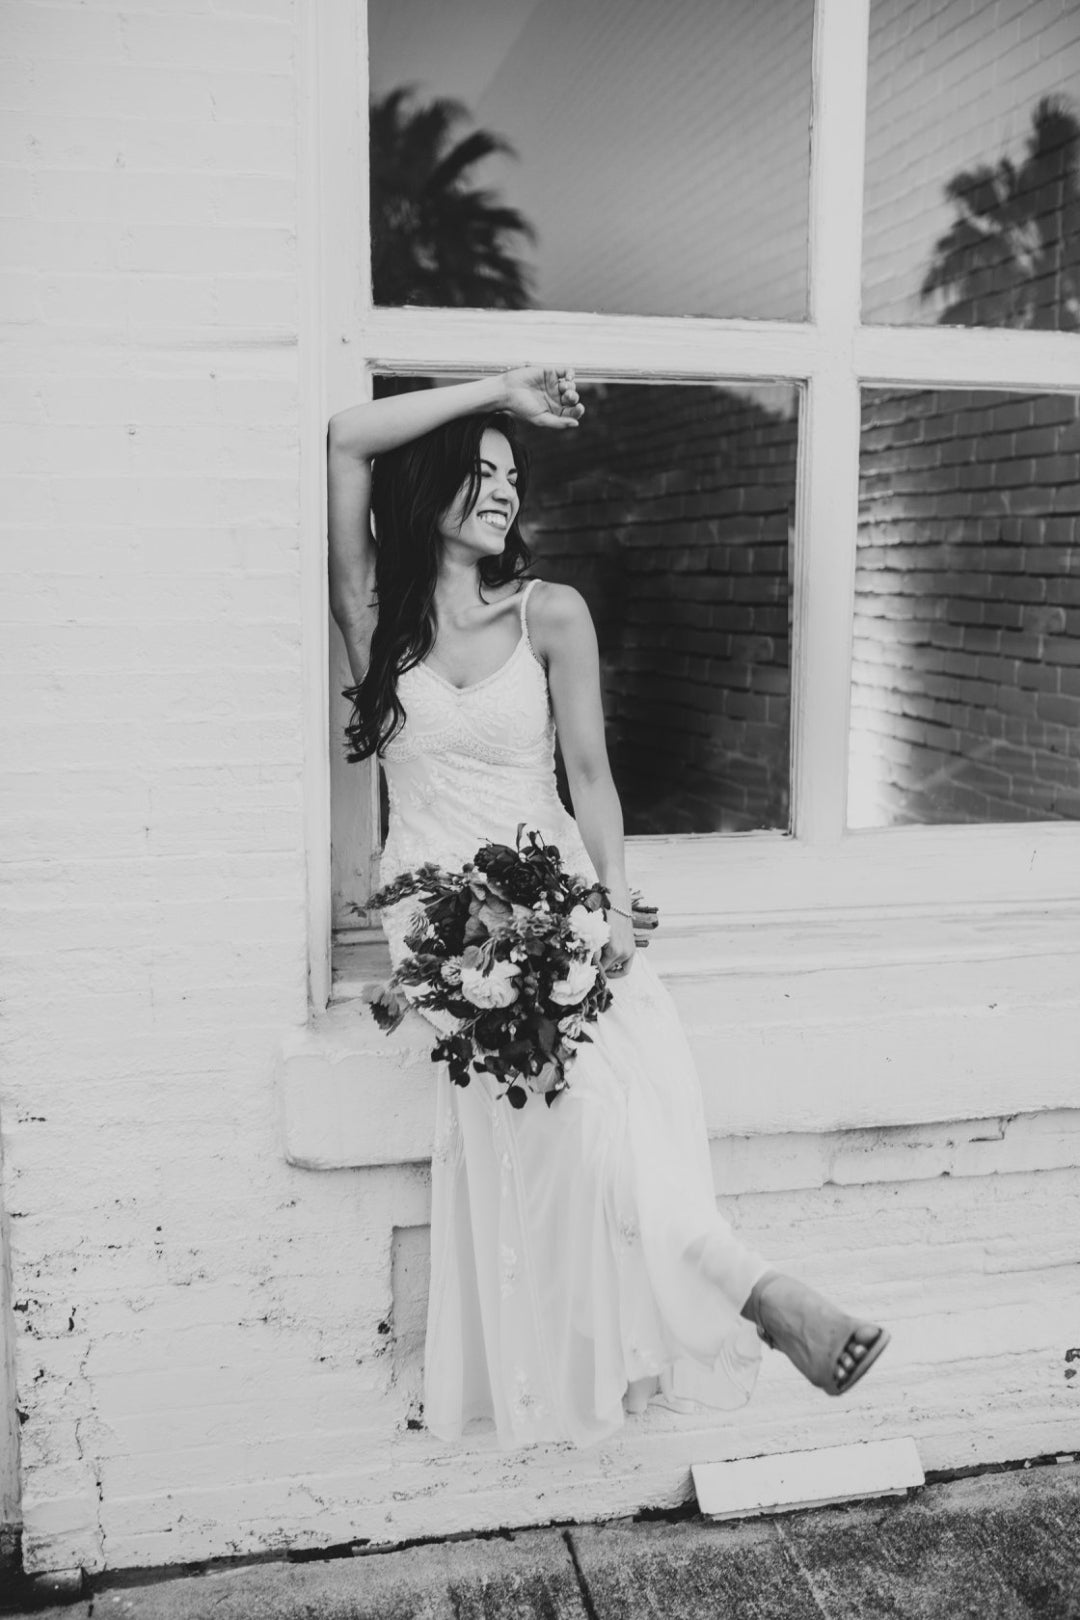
[540,366,584,428]
[558,369,583,417]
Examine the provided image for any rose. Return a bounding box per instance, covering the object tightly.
[568,903,609,955]
[460,958,521,1009]
[549,959,598,1006]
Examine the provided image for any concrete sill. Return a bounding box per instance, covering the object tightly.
[330,901,1080,1002]
[282,904,1080,1172]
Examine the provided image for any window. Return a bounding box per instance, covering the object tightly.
[368,0,813,320]
[851,386,1080,828]
[305,0,1080,1025]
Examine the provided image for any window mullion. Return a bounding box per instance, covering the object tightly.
[790,0,870,844]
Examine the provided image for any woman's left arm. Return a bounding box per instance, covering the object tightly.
[530,583,637,975]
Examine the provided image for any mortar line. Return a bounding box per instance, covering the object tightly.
[563,1528,601,1620]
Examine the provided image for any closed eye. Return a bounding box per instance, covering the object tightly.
[480,459,518,484]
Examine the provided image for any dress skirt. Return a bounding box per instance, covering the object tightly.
[421,948,769,1449]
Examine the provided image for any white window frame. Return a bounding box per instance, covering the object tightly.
[299,0,1080,1015]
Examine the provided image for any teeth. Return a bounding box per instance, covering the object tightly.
[479,512,507,528]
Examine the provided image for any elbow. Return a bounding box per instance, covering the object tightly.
[327,411,368,460]
[564,757,613,799]
[327,412,352,452]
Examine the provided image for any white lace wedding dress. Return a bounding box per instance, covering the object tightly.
[378,580,769,1448]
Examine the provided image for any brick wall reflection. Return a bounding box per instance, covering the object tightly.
[852,389,1080,826]
[527,385,795,835]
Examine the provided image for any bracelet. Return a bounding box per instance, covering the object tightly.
[607,903,633,921]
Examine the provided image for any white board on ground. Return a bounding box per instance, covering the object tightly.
[692,1436,924,1520]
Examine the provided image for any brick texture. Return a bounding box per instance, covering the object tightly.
[526,384,796,834]
[0,0,369,1578]
[863,0,1080,324]
[527,383,1080,833]
[3,0,1078,1585]
[851,388,1080,826]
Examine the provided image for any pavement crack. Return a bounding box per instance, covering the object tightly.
[774,1523,834,1619]
[563,1529,601,1620]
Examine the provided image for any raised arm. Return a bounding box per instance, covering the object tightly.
[328,377,503,683]
[327,369,582,682]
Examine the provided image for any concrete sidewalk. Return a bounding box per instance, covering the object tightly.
[6,1462,1080,1619]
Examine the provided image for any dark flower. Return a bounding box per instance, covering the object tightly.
[364,827,643,1107]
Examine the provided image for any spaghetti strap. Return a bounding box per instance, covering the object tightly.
[518,578,541,650]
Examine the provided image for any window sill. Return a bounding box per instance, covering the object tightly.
[284,900,1080,1171]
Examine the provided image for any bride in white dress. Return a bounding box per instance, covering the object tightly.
[328,369,889,1447]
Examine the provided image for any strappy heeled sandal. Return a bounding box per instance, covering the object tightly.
[745,1271,891,1397]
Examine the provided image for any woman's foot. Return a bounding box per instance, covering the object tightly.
[741,1271,890,1397]
[623,1375,659,1415]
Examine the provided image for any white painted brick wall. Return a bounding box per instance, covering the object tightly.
[2,0,1078,1585]
[0,0,349,1578]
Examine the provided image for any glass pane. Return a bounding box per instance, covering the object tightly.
[863,0,1080,328]
[527,382,796,834]
[849,387,1080,828]
[369,0,811,319]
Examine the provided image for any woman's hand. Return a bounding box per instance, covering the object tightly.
[501,366,584,430]
[601,910,636,979]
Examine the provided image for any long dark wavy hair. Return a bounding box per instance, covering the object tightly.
[343,411,532,761]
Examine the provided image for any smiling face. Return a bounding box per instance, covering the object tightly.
[437,428,521,558]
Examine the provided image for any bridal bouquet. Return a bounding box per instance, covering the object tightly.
[365,825,619,1108]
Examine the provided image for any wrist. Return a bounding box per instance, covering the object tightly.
[479,373,512,413]
[600,875,631,908]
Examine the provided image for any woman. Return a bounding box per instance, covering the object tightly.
[327,367,889,1447]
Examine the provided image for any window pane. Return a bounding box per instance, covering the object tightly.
[849,388,1080,828]
[527,382,796,834]
[863,0,1080,329]
[369,0,811,319]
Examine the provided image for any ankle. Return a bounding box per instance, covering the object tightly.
[739,1267,782,1326]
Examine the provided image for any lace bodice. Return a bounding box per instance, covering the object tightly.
[378,580,595,912]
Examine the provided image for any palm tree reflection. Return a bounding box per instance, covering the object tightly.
[921,96,1080,329]
[370,87,536,310]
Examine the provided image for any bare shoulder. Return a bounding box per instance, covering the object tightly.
[525,580,595,649]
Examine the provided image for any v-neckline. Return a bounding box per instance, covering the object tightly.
[417,629,527,695]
